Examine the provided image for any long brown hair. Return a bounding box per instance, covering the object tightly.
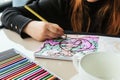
[71,0,120,35]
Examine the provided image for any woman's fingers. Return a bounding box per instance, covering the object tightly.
[47,23,64,36]
[46,23,64,39]
[24,21,64,41]
[46,31,60,39]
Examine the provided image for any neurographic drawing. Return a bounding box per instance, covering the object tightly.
[35,35,99,59]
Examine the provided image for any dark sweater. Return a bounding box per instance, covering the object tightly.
[1,0,109,38]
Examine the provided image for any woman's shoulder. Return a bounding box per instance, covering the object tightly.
[26,0,71,9]
[37,0,70,5]
[36,0,71,12]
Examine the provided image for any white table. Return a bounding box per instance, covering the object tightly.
[0,29,120,80]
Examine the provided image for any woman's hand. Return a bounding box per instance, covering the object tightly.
[23,21,64,41]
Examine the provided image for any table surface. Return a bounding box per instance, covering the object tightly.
[0,29,120,80]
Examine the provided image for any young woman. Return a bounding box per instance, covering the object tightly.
[1,0,120,41]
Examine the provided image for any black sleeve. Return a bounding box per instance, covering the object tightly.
[1,1,37,38]
[1,0,71,38]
